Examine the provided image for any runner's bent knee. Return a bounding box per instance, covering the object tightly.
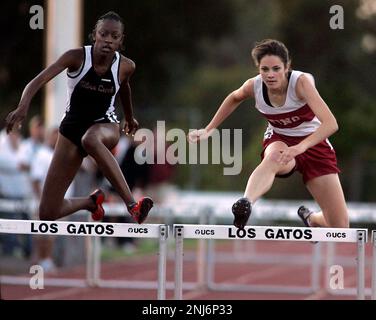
[263,150,295,175]
[81,133,100,154]
[81,125,119,152]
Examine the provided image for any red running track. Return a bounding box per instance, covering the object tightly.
[1,241,373,300]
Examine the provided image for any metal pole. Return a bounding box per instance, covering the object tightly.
[85,236,94,286]
[174,226,184,300]
[325,242,335,292]
[197,209,208,289]
[357,230,366,300]
[372,230,376,300]
[207,211,216,288]
[93,235,101,286]
[311,242,322,293]
[157,225,168,300]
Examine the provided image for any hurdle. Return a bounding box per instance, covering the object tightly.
[174,224,367,300]
[0,219,168,300]
[205,211,323,294]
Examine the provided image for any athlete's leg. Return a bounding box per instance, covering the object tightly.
[244,141,296,203]
[39,134,95,220]
[305,174,349,228]
[81,123,136,207]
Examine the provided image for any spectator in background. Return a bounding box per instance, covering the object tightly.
[72,156,97,197]
[0,127,31,257]
[120,135,150,194]
[0,128,31,199]
[18,115,45,173]
[2,115,45,260]
[144,126,176,204]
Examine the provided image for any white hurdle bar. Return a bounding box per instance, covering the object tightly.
[0,219,168,300]
[174,224,368,300]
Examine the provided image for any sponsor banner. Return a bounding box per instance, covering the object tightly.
[0,219,164,238]
[175,225,367,243]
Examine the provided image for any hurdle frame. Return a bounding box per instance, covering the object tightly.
[0,219,168,300]
[323,230,370,298]
[173,224,368,300]
[205,212,323,295]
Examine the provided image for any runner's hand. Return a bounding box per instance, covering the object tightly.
[124,117,139,136]
[5,107,27,133]
[187,129,210,143]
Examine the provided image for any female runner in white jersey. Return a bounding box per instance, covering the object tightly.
[189,39,349,230]
[5,12,153,223]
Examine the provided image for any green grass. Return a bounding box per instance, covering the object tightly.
[100,239,157,261]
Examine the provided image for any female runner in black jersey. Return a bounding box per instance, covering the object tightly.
[5,12,153,223]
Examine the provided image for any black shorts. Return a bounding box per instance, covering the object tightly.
[59,117,116,157]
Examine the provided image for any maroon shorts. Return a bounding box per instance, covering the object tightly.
[262,132,340,184]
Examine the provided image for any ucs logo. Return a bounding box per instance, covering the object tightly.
[195,229,215,236]
[326,232,346,239]
[128,227,149,234]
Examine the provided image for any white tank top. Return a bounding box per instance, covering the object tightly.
[253,70,321,137]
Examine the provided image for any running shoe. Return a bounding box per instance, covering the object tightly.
[298,206,318,244]
[297,205,313,227]
[128,197,153,224]
[232,197,252,229]
[90,189,105,221]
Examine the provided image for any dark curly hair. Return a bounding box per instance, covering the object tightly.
[89,11,125,51]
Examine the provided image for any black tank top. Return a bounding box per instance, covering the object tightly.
[63,45,121,124]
